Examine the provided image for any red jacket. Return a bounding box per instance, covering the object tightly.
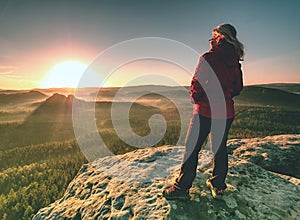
[190,39,243,118]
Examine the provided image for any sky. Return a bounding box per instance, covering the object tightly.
[0,0,299,89]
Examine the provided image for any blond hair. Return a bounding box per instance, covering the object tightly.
[213,24,244,61]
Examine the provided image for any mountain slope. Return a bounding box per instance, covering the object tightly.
[0,90,47,106]
[259,83,300,95]
[234,86,300,108]
[34,135,300,220]
[0,94,81,149]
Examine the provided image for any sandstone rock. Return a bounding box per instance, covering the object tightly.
[228,134,300,178]
[34,135,300,219]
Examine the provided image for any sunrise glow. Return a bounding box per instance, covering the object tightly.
[40,61,88,88]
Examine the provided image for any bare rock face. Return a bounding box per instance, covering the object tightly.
[228,135,300,178]
[34,135,300,220]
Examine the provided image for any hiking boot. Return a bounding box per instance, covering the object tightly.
[162,185,191,200]
[206,179,224,199]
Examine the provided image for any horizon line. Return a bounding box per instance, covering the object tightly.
[0,82,299,91]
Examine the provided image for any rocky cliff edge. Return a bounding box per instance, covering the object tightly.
[34,135,300,220]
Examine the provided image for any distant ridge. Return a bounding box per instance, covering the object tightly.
[0,90,47,106]
[258,83,300,95]
[234,86,300,108]
[24,93,83,122]
[0,85,298,110]
[42,93,75,106]
[12,93,84,146]
[93,84,300,109]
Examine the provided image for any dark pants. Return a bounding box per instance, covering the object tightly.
[175,114,234,191]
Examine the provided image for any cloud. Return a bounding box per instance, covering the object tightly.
[0,66,17,75]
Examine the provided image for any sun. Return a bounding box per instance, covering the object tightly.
[40,60,88,88]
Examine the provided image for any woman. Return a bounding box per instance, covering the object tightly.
[163,23,244,200]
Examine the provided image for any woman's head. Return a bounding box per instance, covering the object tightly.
[210,24,244,60]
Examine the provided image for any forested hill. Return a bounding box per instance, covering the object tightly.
[234,86,300,108]
[0,91,47,106]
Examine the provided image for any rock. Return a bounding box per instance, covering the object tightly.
[34,135,300,220]
[228,134,300,178]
